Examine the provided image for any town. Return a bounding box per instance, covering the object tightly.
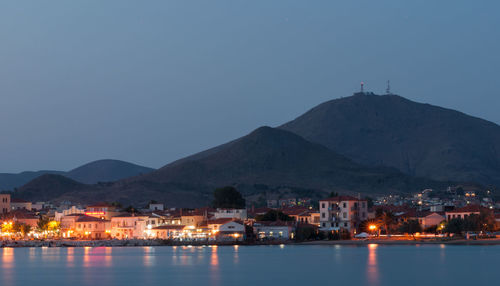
[1,186,499,246]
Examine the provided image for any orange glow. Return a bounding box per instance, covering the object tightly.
[368,225,377,231]
[85,211,106,216]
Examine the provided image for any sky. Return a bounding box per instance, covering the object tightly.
[0,0,499,172]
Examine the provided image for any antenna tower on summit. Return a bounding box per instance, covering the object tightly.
[360,82,364,93]
[386,80,391,94]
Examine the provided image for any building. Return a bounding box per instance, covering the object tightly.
[149,203,164,211]
[60,214,85,238]
[75,215,110,239]
[110,213,149,239]
[416,212,445,229]
[445,205,485,221]
[281,207,320,226]
[216,221,245,241]
[0,194,10,214]
[10,210,39,228]
[319,196,368,234]
[151,225,185,239]
[10,198,32,211]
[55,206,85,222]
[214,208,247,220]
[253,221,295,240]
[180,214,205,227]
[85,203,120,220]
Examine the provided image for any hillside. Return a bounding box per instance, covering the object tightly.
[0,159,155,190]
[0,170,64,191]
[66,159,155,184]
[14,174,91,202]
[14,127,468,207]
[281,92,500,187]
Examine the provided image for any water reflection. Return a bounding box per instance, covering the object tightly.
[1,248,15,286]
[233,245,239,264]
[143,247,155,267]
[210,246,220,286]
[367,244,379,286]
[67,247,74,267]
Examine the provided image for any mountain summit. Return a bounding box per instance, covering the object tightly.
[281,93,500,186]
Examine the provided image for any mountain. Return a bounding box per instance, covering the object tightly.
[280,92,500,187]
[14,174,91,202]
[66,159,155,184]
[0,171,64,191]
[0,159,155,190]
[53,126,451,207]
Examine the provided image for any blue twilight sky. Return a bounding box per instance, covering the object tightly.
[0,1,499,172]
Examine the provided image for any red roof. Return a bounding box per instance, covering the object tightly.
[11,198,30,203]
[446,205,485,214]
[281,206,310,216]
[152,225,185,230]
[320,196,365,202]
[77,215,109,222]
[207,218,234,225]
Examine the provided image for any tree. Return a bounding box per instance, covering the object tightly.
[255,210,294,222]
[212,186,245,209]
[13,222,31,237]
[398,220,422,238]
[37,217,50,232]
[328,191,339,198]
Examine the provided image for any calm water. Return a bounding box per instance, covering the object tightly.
[0,244,497,286]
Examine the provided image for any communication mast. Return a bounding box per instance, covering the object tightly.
[386,80,391,94]
[360,82,364,93]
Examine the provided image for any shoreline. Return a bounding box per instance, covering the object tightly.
[1,238,500,247]
[296,238,500,246]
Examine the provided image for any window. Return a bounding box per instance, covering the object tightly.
[343,202,346,208]
[322,223,326,227]
[343,212,347,218]
[321,213,325,218]
[362,202,366,208]
[344,222,347,227]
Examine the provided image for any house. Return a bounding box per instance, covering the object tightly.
[416,212,445,229]
[55,206,85,222]
[149,203,164,211]
[110,213,149,239]
[214,208,247,220]
[10,210,39,228]
[216,221,245,241]
[445,205,485,221]
[0,194,10,214]
[207,218,234,234]
[151,225,185,239]
[181,214,206,227]
[85,203,120,220]
[60,214,85,238]
[75,215,110,239]
[281,207,320,226]
[10,198,32,211]
[253,221,295,240]
[319,196,368,234]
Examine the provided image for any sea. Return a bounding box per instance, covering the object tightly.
[0,244,497,286]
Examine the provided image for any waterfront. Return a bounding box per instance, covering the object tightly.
[0,245,497,286]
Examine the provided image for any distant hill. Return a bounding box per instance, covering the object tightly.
[42,127,458,207]
[14,174,91,202]
[281,93,500,187]
[0,159,154,190]
[66,159,155,184]
[0,171,64,191]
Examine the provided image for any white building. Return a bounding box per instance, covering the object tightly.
[253,221,294,240]
[214,208,247,220]
[55,206,85,221]
[319,195,368,234]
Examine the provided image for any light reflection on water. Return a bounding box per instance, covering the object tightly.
[366,244,379,286]
[0,245,498,286]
